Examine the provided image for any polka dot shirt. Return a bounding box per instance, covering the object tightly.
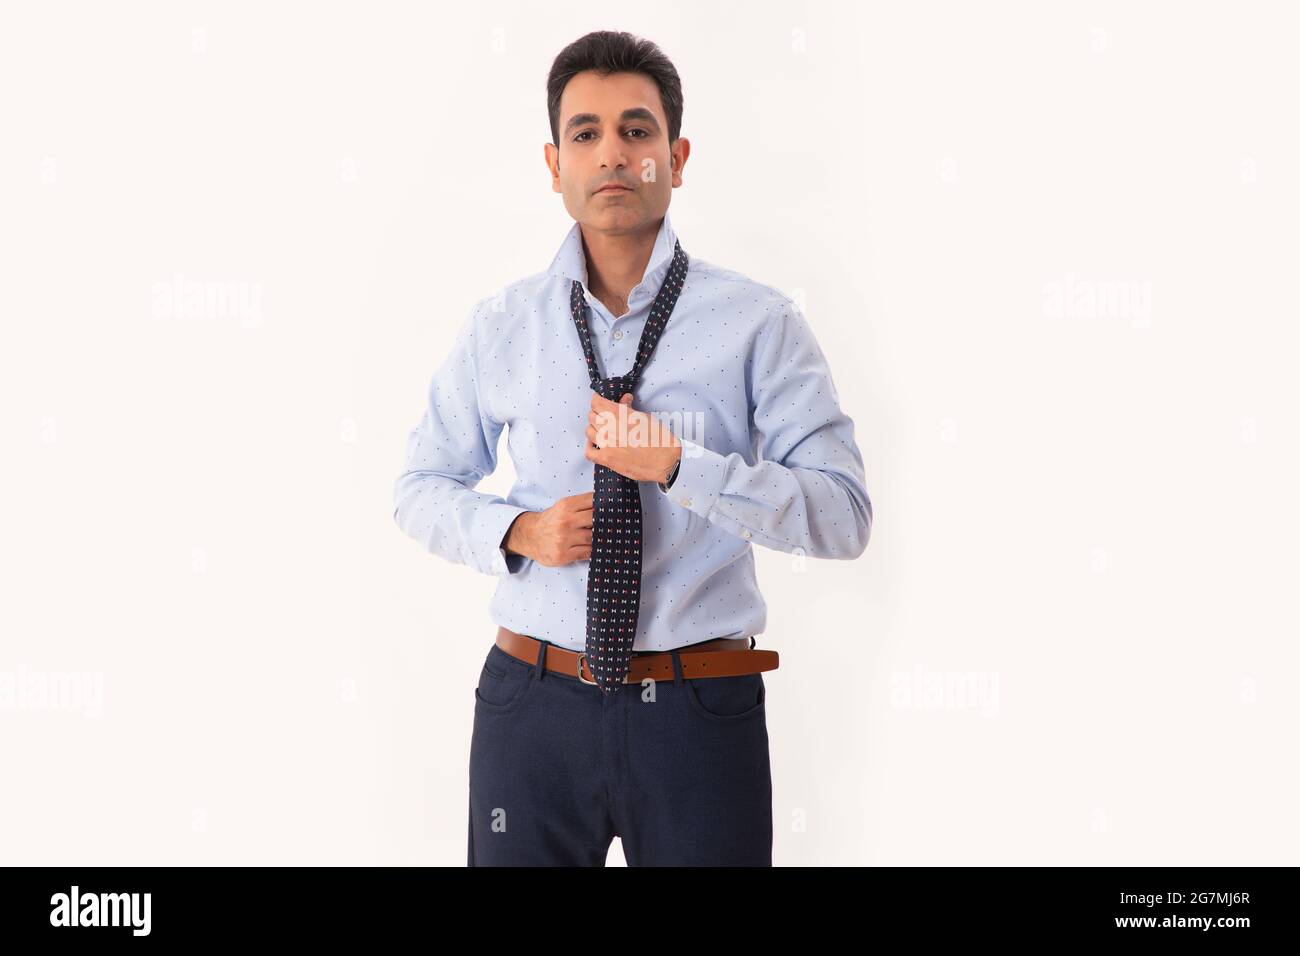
[393,208,873,653]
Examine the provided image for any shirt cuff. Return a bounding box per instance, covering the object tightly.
[659,436,728,517]
[477,502,531,576]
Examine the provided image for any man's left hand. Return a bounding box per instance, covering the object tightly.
[585,392,682,483]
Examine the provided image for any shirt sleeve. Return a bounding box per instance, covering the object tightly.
[393,304,530,576]
[657,298,872,559]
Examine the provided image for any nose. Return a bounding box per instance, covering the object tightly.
[597,129,629,171]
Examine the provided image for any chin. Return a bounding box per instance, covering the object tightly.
[589,205,643,228]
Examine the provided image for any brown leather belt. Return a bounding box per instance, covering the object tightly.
[495,625,779,685]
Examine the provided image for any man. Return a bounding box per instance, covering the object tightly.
[393,30,872,866]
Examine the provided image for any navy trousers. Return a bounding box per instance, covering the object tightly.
[467,637,773,866]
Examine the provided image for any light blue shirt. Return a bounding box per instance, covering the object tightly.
[393,209,872,652]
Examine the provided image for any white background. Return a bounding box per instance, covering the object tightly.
[2,1,1296,865]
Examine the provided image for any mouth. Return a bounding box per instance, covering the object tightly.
[595,185,633,194]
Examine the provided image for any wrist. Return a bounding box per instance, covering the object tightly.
[663,447,682,487]
[502,511,536,558]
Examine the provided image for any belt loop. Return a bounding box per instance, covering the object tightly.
[749,635,757,649]
[670,649,684,685]
[533,639,549,680]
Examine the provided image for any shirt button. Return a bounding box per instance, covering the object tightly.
[613,329,623,340]
[680,497,692,507]
[742,529,752,539]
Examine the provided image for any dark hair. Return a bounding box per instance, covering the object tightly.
[546,31,684,147]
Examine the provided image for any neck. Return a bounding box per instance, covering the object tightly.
[580,218,661,312]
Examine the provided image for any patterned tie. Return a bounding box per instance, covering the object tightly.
[569,238,690,693]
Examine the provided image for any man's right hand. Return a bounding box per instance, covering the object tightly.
[502,492,593,566]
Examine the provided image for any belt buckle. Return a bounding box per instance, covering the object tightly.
[576,653,598,686]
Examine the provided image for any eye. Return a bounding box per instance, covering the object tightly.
[573,128,650,143]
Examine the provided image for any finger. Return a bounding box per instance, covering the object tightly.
[619,393,633,405]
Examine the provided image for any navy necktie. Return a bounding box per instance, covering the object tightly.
[569,239,690,693]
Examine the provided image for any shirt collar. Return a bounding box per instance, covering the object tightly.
[545,209,679,302]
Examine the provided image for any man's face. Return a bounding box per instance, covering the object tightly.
[546,70,688,234]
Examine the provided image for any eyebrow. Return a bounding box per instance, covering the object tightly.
[563,107,662,136]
